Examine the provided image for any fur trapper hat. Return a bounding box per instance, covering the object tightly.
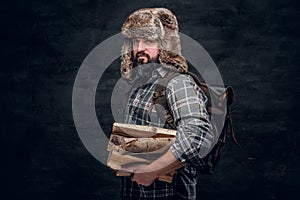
[121,8,188,80]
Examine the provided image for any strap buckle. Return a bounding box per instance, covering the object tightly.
[152,91,166,99]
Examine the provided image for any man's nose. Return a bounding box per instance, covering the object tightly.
[137,41,146,52]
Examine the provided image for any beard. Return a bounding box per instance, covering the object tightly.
[132,52,160,81]
[133,52,159,66]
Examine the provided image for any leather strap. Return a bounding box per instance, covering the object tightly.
[152,72,178,130]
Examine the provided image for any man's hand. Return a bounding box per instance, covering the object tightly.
[131,169,158,186]
[121,150,185,186]
[121,163,159,186]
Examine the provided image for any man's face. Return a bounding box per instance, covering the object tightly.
[132,38,159,64]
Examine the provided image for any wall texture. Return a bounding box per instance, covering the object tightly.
[1,0,299,199]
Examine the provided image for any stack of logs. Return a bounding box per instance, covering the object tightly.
[107,122,177,183]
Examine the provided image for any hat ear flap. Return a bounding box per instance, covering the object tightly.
[121,39,133,80]
[159,49,188,73]
[154,8,187,73]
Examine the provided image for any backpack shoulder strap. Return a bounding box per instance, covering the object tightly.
[152,72,179,130]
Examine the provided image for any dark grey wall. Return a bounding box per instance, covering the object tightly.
[1,0,299,199]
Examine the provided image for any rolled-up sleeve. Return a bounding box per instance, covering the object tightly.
[167,74,214,168]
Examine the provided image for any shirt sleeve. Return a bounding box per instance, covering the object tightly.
[167,74,215,168]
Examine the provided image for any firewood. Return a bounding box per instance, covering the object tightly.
[107,123,181,183]
[107,150,150,171]
[107,149,180,183]
[112,122,176,138]
[108,134,175,153]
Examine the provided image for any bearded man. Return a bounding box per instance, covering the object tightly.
[119,8,214,200]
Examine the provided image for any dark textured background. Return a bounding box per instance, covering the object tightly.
[1,0,299,199]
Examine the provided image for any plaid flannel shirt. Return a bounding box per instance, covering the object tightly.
[122,67,213,200]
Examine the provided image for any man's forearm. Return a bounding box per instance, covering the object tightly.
[126,149,185,186]
[148,149,185,177]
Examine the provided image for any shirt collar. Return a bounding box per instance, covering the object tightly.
[151,66,169,78]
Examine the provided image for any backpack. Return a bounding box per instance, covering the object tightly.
[152,70,239,174]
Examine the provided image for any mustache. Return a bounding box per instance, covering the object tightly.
[135,52,151,61]
[133,52,159,67]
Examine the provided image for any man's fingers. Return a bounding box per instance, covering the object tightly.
[131,176,149,186]
[131,173,155,187]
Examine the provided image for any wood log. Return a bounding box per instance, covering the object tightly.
[108,134,175,153]
[112,122,177,138]
[107,150,150,171]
